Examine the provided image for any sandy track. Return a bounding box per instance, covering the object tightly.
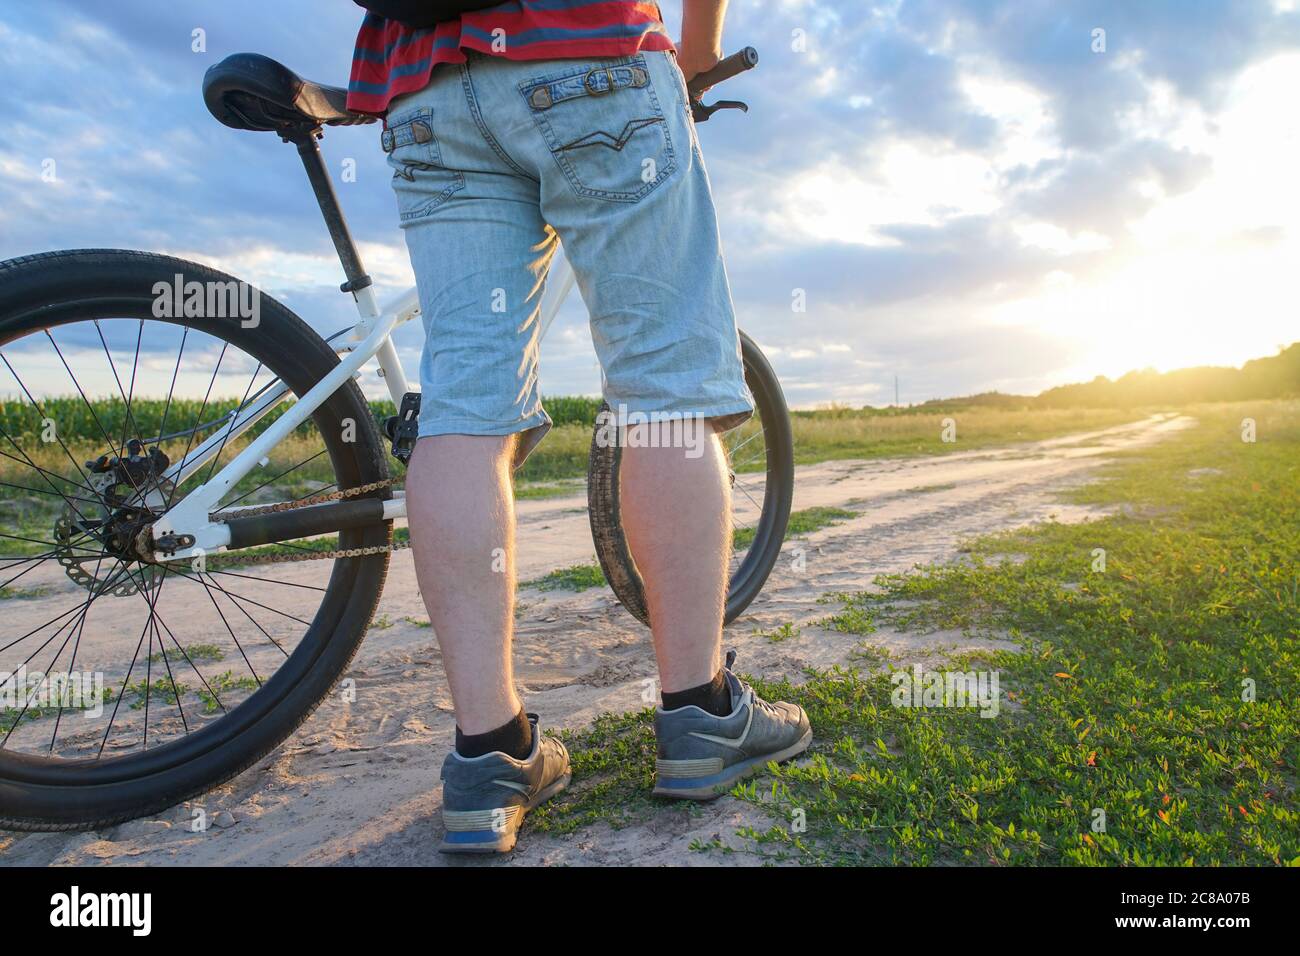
[0,414,1190,866]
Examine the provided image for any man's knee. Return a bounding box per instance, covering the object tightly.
[414,433,518,468]
[619,415,720,462]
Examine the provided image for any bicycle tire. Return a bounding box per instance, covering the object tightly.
[587,330,794,627]
[0,249,391,831]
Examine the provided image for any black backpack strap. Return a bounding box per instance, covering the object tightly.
[352,0,509,28]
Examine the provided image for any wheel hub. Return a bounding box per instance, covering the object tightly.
[54,440,175,596]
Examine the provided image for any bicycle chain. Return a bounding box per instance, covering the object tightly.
[204,478,409,567]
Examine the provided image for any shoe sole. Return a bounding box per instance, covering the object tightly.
[652,728,813,801]
[438,771,572,855]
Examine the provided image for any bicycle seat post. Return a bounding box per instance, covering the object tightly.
[287,128,372,297]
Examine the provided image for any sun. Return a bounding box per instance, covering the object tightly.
[997,52,1300,384]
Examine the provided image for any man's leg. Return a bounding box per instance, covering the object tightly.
[406,434,521,736]
[383,59,572,853]
[408,433,572,856]
[619,421,729,695]
[488,46,810,797]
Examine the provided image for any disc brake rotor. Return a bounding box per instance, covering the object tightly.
[54,470,174,598]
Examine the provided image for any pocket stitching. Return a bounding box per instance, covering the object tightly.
[385,107,465,222]
[555,117,664,153]
[519,55,677,203]
[397,173,465,222]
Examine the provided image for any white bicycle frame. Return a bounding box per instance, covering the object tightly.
[149,251,579,563]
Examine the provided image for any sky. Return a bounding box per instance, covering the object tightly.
[1,0,1298,408]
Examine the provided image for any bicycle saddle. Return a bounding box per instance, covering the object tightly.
[203,53,376,135]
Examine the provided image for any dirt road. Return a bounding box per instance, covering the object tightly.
[0,413,1191,866]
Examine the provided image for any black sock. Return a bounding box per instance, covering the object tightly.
[455,708,533,760]
[662,669,732,717]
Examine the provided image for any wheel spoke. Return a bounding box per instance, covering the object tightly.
[0,292,385,773]
[98,592,165,756]
[163,342,228,512]
[0,600,90,657]
[44,331,148,501]
[204,566,327,592]
[734,478,765,515]
[47,549,104,753]
[201,361,264,491]
[220,449,327,511]
[153,326,189,454]
[0,425,99,524]
[93,318,145,461]
[194,571,263,684]
[201,570,289,657]
[1,614,84,746]
[158,563,314,626]
[727,426,765,459]
[2,555,126,747]
[0,444,99,499]
[125,565,233,719]
[0,354,97,499]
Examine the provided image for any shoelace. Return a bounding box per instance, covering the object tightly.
[725,650,783,718]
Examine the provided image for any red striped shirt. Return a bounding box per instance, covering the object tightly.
[347,1,675,115]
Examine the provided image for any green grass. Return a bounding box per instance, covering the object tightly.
[0,584,54,600]
[530,710,695,835]
[787,505,857,535]
[531,400,1300,865]
[121,670,260,715]
[522,562,607,592]
[2,663,264,731]
[818,598,878,636]
[515,423,590,484]
[558,402,1124,479]
[1,687,112,734]
[147,643,224,665]
[0,397,1148,526]
[733,401,1300,865]
[514,480,583,500]
[126,677,188,710]
[755,622,802,643]
[195,671,261,713]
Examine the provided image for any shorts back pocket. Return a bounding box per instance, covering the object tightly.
[519,55,677,203]
[383,106,465,224]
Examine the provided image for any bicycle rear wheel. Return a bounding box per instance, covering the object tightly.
[587,330,794,627]
[0,250,391,830]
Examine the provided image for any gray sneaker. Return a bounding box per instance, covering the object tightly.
[653,651,812,800]
[438,714,571,854]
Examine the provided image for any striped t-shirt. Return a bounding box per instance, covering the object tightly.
[347,1,675,115]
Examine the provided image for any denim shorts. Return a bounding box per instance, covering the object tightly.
[383,49,753,466]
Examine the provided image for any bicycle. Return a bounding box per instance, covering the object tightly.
[0,47,792,830]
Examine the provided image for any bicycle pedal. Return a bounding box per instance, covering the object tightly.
[385,391,421,465]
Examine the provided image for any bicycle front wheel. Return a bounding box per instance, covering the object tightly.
[587,330,795,627]
[0,250,391,830]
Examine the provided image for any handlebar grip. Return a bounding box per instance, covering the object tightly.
[686,46,759,99]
